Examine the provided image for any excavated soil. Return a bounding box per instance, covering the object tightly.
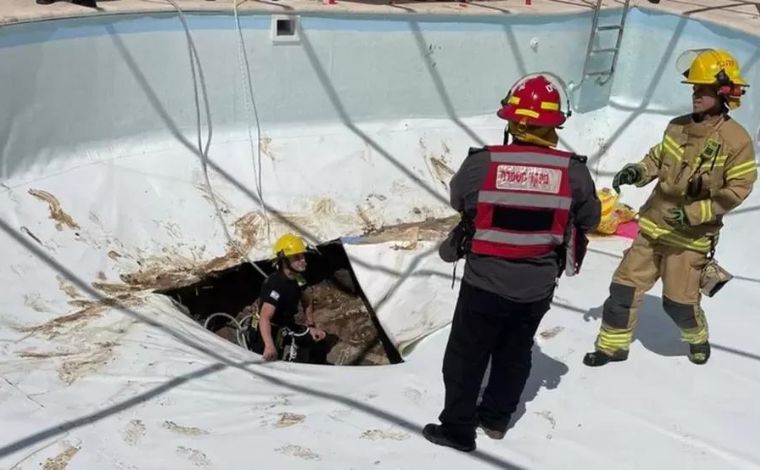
[310,277,390,366]
[360,215,458,244]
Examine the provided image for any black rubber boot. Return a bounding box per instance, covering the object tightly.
[422,424,475,452]
[688,342,710,365]
[583,349,629,367]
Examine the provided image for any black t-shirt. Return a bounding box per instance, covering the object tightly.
[259,271,305,328]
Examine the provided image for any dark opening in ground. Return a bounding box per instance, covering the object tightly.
[157,241,402,366]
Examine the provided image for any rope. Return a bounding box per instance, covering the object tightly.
[281,326,312,362]
[164,0,268,279]
[203,312,249,350]
[233,0,272,241]
[230,2,324,256]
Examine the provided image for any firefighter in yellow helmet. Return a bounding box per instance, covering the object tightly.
[249,233,329,363]
[584,49,756,367]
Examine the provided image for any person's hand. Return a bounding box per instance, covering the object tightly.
[263,344,278,361]
[665,206,687,226]
[309,328,327,342]
[612,164,643,193]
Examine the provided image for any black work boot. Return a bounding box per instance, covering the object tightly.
[583,349,629,367]
[478,420,505,440]
[688,342,710,365]
[422,424,475,452]
[71,0,98,7]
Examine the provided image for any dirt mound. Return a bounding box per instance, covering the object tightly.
[310,276,390,366]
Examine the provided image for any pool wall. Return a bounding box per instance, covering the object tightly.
[0,7,758,275]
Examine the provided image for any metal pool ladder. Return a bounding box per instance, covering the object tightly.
[581,0,631,84]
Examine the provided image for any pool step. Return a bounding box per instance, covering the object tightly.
[591,47,619,54]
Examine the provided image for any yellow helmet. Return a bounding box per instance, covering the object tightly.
[677,48,749,87]
[273,233,307,257]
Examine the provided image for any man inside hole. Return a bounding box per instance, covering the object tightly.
[249,233,333,364]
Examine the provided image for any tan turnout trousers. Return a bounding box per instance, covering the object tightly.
[595,234,709,354]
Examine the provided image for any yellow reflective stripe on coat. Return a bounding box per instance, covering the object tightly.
[661,135,684,162]
[638,217,711,252]
[728,166,757,180]
[712,155,729,168]
[639,219,710,250]
[699,200,713,224]
[638,223,711,252]
[726,161,757,180]
[651,143,663,164]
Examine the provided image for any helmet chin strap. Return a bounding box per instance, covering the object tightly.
[718,86,744,111]
[277,253,306,277]
[507,121,559,147]
[275,252,293,272]
[714,69,745,110]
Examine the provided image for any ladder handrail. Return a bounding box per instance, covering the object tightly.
[580,0,604,86]
[581,0,631,85]
[608,0,632,81]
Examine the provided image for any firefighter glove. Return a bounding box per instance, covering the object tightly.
[665,206,687,226]
[612,164,643,193]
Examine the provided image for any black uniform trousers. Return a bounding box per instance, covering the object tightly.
[439,281,551,440]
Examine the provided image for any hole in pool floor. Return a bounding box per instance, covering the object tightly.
[156,240,402,366]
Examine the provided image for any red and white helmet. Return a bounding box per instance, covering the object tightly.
[497,73,571,127]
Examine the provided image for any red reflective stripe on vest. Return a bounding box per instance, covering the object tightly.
[470,144,572,260]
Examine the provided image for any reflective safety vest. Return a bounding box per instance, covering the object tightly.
[470,144,573,260]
